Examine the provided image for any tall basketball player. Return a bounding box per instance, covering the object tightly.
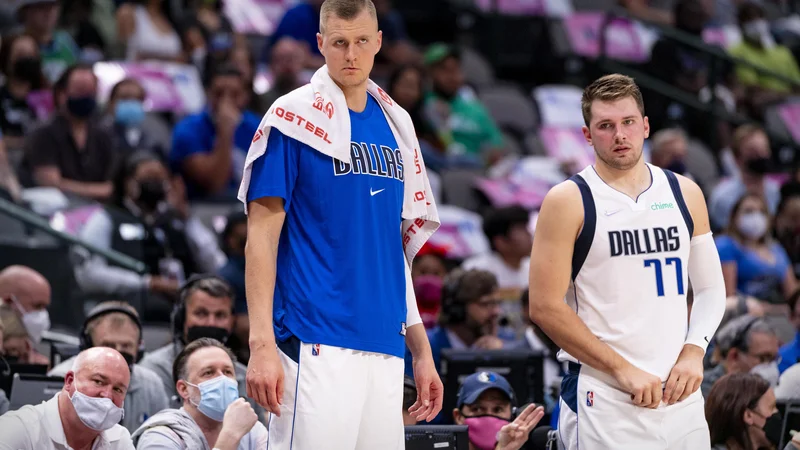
[529,74,726,449]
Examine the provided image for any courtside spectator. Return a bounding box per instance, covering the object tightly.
[0,347,134,449]
[0,265,51,346]
[0,32,47,149]
[17,0,80,83]
[101,78,171,159]
[131,338,267,449]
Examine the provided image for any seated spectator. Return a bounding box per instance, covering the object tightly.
[59,0,106,61]
[619,0,674,25]
[649,128,691,178]
[216,211,249,362]
[138,275,264,421]
[717,193,797,318]
[423,43,504,165]
[0,265,52,346]
[251,37,305,115]
[48,301,169,433]
[730,2,800,117]
[0,347,134,449]
[410,242,448,281]
[21,64,117,201]
[0,304,43,365]
[452,371,544,450]
[170,64,260,200]
[101,78,171,159]
[372,0,420,72]
[702,315,780,397]
[776,183,800,280]
[778,290,800,373]
[407,269,516,379]
[184,0,237,68]
[17,0,80,83]
[74,151,225,322]
[226,44,259,115]
[116,0,183,62]
[0,32,48,150]
[262,0,325,70]
[403,375,418,426]
[706,372,795,450]
[462,206,532,295]
[131,338,266,449]
[515,289,566,415]
[709,124,782,230]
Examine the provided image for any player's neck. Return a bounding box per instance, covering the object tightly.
[334,80,369,113]
[593,159,651,200]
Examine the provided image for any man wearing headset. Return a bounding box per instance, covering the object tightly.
[48,301,168,432]
[701,314,781,397]
[406,269,516,379]
[453,371,544,450]
[138,274,265,421]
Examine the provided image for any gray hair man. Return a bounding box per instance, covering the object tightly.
[132,338,266,449]
[702,315,780,397]
[48,301,168,432]
[649,128,689,177]
[0,347,134,449]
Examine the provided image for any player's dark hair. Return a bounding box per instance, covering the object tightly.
[483,206,530,252]
[706,372,770,449]
[581,74,645,127]
[319,0,377,34]
[173,337,237,387]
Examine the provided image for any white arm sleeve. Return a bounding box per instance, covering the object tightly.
[405,258,422,328]
[685,232,726,351]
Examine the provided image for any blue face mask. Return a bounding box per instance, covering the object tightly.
[115,99,145,127]
[186,375,239,421]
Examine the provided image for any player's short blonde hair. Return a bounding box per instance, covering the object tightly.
[581,74,645,126]
[319,0,378,35]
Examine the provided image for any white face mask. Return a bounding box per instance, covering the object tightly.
[68,388,125,431]
[10,296,50,344]
[743,19,776,49]
[737,211,769,240]
[751,361,780,387]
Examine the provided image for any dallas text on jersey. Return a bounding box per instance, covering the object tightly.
[333,141,405,181]
[608,226,680,257]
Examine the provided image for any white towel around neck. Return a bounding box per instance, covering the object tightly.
[238,65,440,265]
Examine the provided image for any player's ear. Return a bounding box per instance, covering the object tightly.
[375,30,383,55]
[643,116,650,139]
[582,126,592,146]
[317,33,324,56]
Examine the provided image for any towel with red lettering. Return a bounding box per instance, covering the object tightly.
[238,65,440,265]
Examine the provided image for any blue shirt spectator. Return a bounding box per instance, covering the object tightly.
[716,235,791,301]
[170,64,261,200]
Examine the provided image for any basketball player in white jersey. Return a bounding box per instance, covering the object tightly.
[528,74,726,449]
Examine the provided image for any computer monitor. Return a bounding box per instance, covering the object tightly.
[777,400,800,449]
[405,425,469,450]
[50,342,80,368]
[8,373,64,411]
[440,349,544,423]
[0,363,48,397]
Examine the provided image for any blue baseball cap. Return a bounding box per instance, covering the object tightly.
[456,371,515,408]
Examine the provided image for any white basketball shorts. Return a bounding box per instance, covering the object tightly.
[558,363,710,450]
[266,336,405,450]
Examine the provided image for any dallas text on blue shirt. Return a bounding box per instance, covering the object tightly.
[247,95,409,358]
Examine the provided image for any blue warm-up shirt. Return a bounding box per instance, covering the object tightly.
[247,94,408,358]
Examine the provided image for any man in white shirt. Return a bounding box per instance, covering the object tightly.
[462,206,532,292]
[0,347,134,449]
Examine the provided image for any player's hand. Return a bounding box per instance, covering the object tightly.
[220,398,258,441]
[409,356,443,422]
[473,335,504,350]
[614,363,663,409]
[663,344,704,405]
[496,404,545,450]
[246,345,284,416]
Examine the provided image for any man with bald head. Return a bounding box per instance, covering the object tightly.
[0,264,51,346]
[0,347,134,449]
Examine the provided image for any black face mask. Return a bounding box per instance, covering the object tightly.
[12,57,42,84]
[746,156,772,175]
[66,96,97,118]
[186,326,230,344]
[762,411,784,446]
[136,178,167,210]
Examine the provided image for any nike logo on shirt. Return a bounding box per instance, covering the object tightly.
[370,188,385,196]
[604,209,622,216]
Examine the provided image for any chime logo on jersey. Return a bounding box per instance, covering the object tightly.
[332,141,404,181]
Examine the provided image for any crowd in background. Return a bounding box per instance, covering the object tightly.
[0,0,799,449]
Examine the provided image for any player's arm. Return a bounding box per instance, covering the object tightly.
[663,175,726,404]
[528,181,629,376]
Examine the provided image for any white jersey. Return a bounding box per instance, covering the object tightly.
[559,164,694,381]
